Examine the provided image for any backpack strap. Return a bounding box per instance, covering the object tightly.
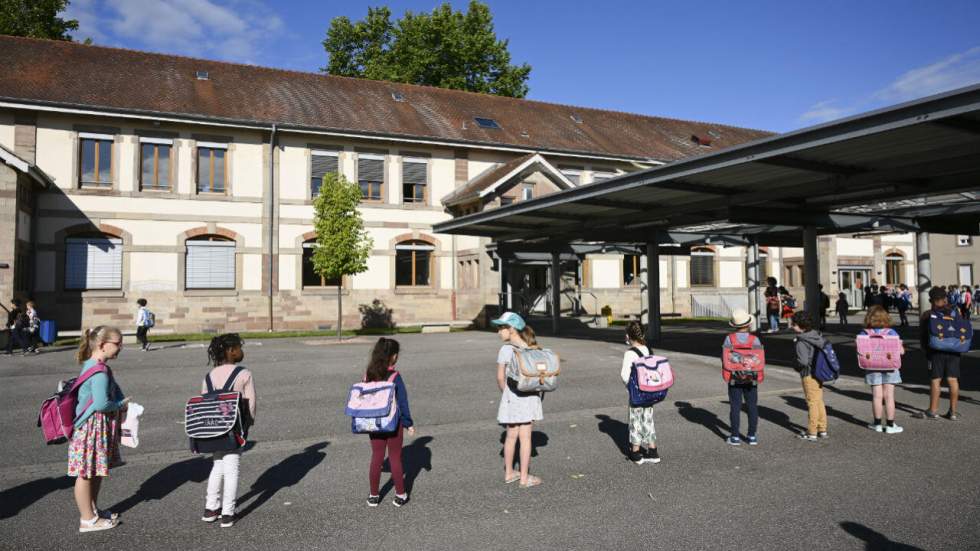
[70,362,108,393]
[387,370,399,383]
[220,366,246,392]
[628,346,644,358]
[205,374,215,393]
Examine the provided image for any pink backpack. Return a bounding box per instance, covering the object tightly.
[37,362,107,445]
[345,371,400,433]
[632,355,675,392]
[856,329,903,371]
[722,334,766,383]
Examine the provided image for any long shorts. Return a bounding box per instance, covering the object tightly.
[865,369,902,386]
[927,353,961,380]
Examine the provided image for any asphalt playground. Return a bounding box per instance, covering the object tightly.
[1,316,978,550]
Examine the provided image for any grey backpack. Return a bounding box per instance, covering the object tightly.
[508,346,560,392]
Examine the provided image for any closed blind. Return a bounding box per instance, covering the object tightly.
[690,252,715,286]
[402,161,427,184]
[186,240,236,289]
[311,154,339,178]
[358,157,384,182]
[65,237,123,290]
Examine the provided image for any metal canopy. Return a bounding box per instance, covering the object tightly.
[434,84,980,244]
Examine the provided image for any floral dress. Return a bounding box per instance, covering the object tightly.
[68,363,123,478]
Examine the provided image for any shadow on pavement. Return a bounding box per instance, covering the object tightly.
[756,405,805,435]
[109,457,211,515]
[826,386,920,416]
[840,521,925,550]
[783,395,867,428]
[674,401,730,440]
[498,430,549,471]
[0,476,74,519]
[382,435,432,496]
[236,442,328,519]
[595,414,628,456]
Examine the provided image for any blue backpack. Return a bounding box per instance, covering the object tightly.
[811,342,841,383]
[928,309,973,353]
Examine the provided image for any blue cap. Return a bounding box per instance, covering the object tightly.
[490,311,526,331]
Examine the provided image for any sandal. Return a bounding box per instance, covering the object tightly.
[95,508,119,520]
[504,474,520,484]
[519,475,542,488]
[79,517,118,533]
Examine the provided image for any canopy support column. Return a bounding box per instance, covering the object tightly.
[498,254,511,313]
[803,225,821,318]
[916,232,932,312]
[550,250,561,336]
[747,238,762,331]
[645,239,662,346]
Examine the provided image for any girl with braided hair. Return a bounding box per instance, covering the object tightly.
[200,333,256,528]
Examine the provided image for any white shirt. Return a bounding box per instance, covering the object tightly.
[621,344,650,384]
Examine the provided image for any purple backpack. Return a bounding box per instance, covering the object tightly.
[345,372,400,434]
[37,362,107,445]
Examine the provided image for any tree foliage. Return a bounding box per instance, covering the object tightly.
[311,172,373,282]
[323,1,531,98]
[0,0,78,41]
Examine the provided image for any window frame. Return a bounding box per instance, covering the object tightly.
[395,240,435,287]
[957,235,973,247]
[78,132,114,188]
[64,235,123,291]
[196,142,229,194]
[623,254,641,287]
[357,153,386,203]
[184,235,236,290]
[310,149,340,199]
[885,253,904,285]
[401,157,429,205]
[301,241,342,288]
[139,137,173,192]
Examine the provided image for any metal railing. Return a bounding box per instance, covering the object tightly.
[691,293,748,318]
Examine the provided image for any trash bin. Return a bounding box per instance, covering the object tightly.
[39,320,57,345]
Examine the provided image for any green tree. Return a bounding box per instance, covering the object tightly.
[311,172,373,339]
[323,1,531,98]
[0,0,78,41]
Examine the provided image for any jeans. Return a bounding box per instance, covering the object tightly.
[369,425,405,496]
[838,312,848,325]
[136,326,149,348]
[728,384,758,437]
[898,309,909,326]
[767,312,780,331]
[4,328,28,354]
[206,451,240,515]
[801,375,828,435]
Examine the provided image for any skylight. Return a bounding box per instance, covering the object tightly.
[474,117,501,129]
[570,113,583,123]
[391,91,405,102]
[196,70,209,81]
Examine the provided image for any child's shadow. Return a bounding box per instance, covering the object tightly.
[675,401,730,440]
[757,405,805,434]
[381,436,433,497]
[595,414,629,456]
[827,386,920,415]
[109,457,211,515]
[783,395,865,427]
[498,430,549,468]
[237,442,328,519]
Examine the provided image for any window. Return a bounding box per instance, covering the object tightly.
[14,252,31,293]
[65,236,122,290]
[885,253,903,285]
[474,117,500,129]
[357,154,384,202]
[311,151,339,198]
[521,186,533,201]
[185,236,235,289]
[301,242,342,287]
[623,254,640,286]
[958,264,973,287]
[140,138,172,191]
[500,196,514,207]
[197,143,228,193]
[957,235,973,246]
[759,250,769,281]
[79,133,113,187]
[690,247,715,286]
[560,167,582,185]
[402,158,427,204]
[395,240,434,287]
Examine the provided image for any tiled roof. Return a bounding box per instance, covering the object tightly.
[442,153,538,206]
[0,36,774,161]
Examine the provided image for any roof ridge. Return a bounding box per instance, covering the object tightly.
[2,35,772,135]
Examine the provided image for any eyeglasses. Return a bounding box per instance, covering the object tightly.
[105,341,123,346]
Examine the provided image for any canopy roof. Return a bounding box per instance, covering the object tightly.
[434,84,980,246]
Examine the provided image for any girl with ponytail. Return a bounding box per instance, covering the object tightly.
[69,325,127,532]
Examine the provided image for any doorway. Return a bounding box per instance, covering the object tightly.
[839,268,871,310]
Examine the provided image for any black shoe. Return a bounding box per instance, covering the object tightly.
[644,448,661,464]
[201,509,220,522]
[392,495,409,507]
[219,514,235,528]
[627,450,644,464]
[366,495,381,507]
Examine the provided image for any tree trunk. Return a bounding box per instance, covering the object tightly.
[337,284,342,341]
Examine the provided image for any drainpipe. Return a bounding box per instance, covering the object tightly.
[267,124,277,332]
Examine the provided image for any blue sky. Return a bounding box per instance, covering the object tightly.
[65,0,980,132]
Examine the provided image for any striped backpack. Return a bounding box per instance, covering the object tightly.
[185,366,249,453]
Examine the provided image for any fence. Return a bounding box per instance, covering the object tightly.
[690,293,748,318]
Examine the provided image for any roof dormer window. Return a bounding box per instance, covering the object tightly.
[474,117,501,129]
[196,70,209,80]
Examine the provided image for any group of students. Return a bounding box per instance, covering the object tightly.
[2,298,42,356]
[59,284,969,532]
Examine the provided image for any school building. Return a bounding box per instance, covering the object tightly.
[1,36,977,332]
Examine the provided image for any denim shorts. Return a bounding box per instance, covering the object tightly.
[864,370,902,386]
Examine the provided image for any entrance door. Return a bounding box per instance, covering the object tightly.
[839,268,871,309]
[959,264,974,287]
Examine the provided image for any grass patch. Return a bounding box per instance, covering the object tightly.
[609,317,727,327]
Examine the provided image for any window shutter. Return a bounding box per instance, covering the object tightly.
[186,241,236,289]
[311,154,338,178]
[358,157,384,182]
[402,161,427,184]
[65,237,123,290]
[691,252,714,286]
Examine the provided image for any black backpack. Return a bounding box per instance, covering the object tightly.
[184,366,251,454]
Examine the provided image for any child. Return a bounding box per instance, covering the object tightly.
[492,312,543,488]
[69,326,127,532]
[861,306,904,434]
[135,299,151,352]
[915,287,962,420]
[620,321,660,463]
[792,311,828,441]
[722,309,763,446]
[201,334,256,527]
[25,300,41,353]
[896,284,911,327]
[364,337,414,507]
[835,293,849,326]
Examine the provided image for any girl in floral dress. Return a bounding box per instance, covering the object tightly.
[68,326,128,533]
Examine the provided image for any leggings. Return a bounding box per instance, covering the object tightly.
[206,451,240,515]
[369,425,405,496]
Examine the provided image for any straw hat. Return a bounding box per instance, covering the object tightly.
[729,309,753,328]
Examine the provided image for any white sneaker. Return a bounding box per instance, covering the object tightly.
[884,424,904,434]
[867,424,884,432]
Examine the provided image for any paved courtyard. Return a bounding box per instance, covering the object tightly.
[1,319,978,550]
